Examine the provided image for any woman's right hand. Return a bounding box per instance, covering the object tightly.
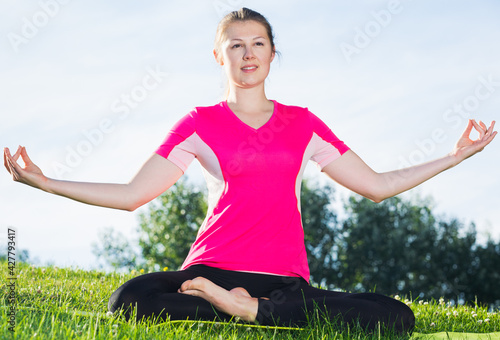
[4,146,47,190]
[4,146,183,211]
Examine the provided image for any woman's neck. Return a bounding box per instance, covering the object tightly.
[226,85,272,115]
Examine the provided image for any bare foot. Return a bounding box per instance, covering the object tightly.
[178,277,258,322]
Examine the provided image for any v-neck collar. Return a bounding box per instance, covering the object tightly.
[222,100,277,132]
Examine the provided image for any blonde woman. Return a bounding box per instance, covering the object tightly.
[4,8,496,335]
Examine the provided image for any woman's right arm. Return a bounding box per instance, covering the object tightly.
[4,146,183,211]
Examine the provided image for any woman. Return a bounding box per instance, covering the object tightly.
[4,7,496,335]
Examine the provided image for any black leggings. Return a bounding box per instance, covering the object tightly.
[108,265,415,334]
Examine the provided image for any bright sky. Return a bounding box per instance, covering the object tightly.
[1,0,499,270]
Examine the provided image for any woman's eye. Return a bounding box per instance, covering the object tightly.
[256,42,264,46]
[232,44,242,49]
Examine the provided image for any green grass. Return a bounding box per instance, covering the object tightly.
[1,261,499,339]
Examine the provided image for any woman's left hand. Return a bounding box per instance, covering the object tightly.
[451,119,497,163]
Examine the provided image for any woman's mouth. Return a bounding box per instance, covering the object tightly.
[241,65,258,72]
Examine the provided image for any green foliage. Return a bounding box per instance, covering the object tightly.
[331,196,440,294]
[300,179,339,286]
[466,239,500,307]
[410,296,499,334]
[92,178,207,272]
[137,178,207,272]
[91,227,139,271]
[331,195,500,308]
[1,240,30,263]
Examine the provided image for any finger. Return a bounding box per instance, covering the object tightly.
[20,146,33,166]
[11,145,22,162]
[472,119,485,131]
[477,128,498,151]
[3,148,11,173]
[5,147,23,175]
[486,120,496,136]
[6,147,23,172]
[484,130,498,144]
[479,121,488,138]
[471,120,486,139]
[6,153,18,171]
[6,157,20,181]
[3,148,12,174]
[4,148,17,174]
[462,119,474,137]
[480,121,495,141]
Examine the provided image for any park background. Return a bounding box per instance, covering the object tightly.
[1,0,499,270]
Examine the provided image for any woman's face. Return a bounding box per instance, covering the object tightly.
[216,20,275,91]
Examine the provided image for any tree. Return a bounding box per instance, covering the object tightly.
[91,227,139,271]
[466,238,500,307]
[92,178,207,272]
[0,248,30,263]
[330,195,440,295]
[429,219,477,300]
[300,179,340,287]
[329,195,500,308]
[137,179,207,272]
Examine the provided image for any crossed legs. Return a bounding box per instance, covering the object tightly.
[108,265,415,334]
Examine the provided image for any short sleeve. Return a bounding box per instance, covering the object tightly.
[155,111,197,173]
[308,111,349,170]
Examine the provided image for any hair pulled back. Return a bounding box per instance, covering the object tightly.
[214,8,276,63]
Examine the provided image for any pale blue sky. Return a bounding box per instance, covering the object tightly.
[1,0,499,269]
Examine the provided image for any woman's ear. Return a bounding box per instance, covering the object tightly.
[213,49,224,66]
[270,48,276,63]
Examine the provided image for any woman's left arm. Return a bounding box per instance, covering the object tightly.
[322,119,497,203]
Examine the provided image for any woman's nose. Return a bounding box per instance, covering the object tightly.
[243,47,255,60]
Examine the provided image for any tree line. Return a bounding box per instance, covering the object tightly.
[92,179,500,308]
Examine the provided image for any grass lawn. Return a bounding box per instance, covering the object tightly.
[1,261,499,339]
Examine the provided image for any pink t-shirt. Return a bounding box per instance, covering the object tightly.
[156,100,349,282]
